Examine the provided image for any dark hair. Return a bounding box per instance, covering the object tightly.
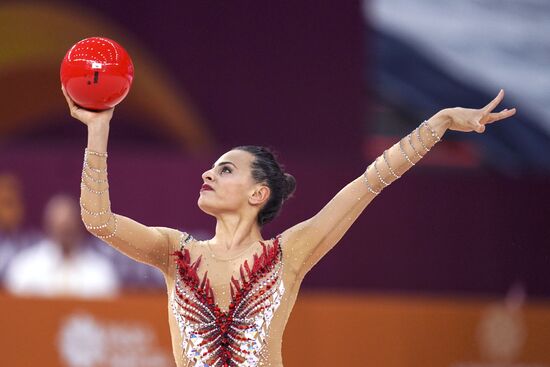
[233,145,296,226]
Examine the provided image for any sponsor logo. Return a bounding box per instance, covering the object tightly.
[58,312,172,367]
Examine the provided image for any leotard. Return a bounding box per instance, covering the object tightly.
[167,232,301,367]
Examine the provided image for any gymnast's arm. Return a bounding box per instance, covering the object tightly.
[63,86,179,275]
[281,90,516,280]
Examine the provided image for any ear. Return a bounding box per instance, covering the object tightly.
[249,185,270,207]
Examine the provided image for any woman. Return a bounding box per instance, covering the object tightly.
[63,85,515,367]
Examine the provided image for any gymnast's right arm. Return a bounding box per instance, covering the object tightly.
[62,86,178,274]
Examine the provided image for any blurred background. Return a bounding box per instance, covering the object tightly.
[1,0,549,366]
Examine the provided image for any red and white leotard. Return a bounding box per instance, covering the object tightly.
[166,232,299,367]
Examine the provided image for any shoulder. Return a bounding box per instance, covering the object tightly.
[151,227,194,253]
[274,229,306,278]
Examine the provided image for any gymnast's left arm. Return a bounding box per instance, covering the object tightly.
[280,89,516,279]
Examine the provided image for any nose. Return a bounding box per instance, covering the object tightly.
[202,168,213,182]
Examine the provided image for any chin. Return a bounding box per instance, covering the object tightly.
[197,196,242,218]
[197,197,217,217]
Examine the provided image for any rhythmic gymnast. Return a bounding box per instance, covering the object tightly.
[63,85,515,367]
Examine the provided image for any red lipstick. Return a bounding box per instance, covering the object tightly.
[201,183,214,191]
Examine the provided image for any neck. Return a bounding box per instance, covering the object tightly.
[211,212,263,251]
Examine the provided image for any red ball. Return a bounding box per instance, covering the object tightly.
[60,37,134,111]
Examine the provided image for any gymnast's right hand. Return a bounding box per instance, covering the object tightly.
[61,84,114,127]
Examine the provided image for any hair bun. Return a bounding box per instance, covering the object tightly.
[232,145,296,226]
[282,173,296,200]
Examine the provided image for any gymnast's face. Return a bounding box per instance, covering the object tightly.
[198,150,268,218]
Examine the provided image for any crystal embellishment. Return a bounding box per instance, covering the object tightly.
[171,235,285,367]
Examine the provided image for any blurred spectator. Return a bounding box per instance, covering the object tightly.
[93,240,165,289]
[0,173,39,281]
[0,173,24,233]
[4,194,119,298]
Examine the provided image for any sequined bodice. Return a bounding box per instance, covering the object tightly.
[170,234,285,367]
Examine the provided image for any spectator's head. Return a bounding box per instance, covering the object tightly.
[43,194,83,254]
[0,173,24,234]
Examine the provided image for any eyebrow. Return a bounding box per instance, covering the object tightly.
[212,161,237,169]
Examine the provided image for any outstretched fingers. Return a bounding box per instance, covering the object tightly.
[482,89,505,114]
[483,108,517,125]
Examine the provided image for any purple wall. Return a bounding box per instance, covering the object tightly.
[28,1,364,158]
[2,1,549,299]
[2,146,549,298]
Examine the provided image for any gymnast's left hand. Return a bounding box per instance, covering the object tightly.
[439,89,516,134]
